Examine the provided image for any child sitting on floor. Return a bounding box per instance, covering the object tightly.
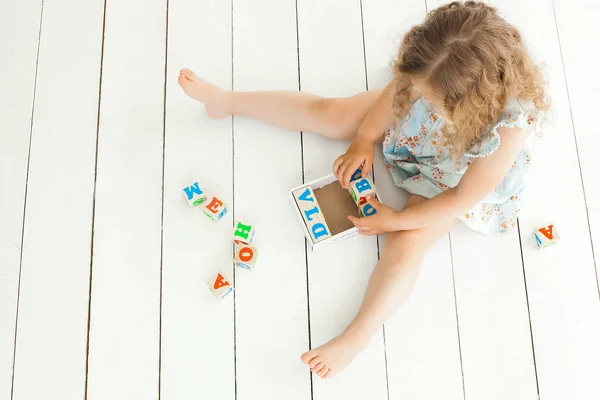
[178,1,548,379]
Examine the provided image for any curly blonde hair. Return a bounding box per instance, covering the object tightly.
[393,1,549,158]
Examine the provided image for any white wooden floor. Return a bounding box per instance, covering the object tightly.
[1,0,599,399]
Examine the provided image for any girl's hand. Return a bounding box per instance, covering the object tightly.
[347,197,399,236]
[333,135,374,189]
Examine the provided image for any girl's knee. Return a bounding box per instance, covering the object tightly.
[309,97,356,139]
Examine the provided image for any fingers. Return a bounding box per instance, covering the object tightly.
[341,159,363,189]
[361,155,374,177]
[337,160,351,189]
[332,155,345,178]
[366,195,381,208]
[348,215,377,236]
[348,215,360,227]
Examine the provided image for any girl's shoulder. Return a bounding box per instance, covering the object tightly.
[465,97,542,158]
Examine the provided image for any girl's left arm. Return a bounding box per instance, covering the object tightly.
[349,126,530,234]
[394,126,530,230]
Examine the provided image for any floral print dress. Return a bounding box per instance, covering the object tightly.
[382,96,541,234]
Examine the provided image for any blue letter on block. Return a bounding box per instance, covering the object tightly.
[362,203,377,217]
[298,187,315,202]
[355,179,372,194]
[350,168,362,182]
[312,222,329,240]
[303,206,319,221]
[535,233,542,248]
[184,182,203,200]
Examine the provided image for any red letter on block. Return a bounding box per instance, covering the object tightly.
[538,225,554,240]
[206,197,223,214]
[238,246,254,262]
[213,273,230,290]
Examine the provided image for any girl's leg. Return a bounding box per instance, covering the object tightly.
[178,68,382,140]
[301,195,459,378]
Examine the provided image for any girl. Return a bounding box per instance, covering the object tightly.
[178,1,548,379]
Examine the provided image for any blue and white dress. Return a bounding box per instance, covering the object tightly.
[383,96,542,234]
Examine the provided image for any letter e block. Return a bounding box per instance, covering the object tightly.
[204,196,228,222]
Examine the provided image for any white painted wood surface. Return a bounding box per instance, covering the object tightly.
[553,0,599,288]
[297,0,388,398]
[9,0,104,399]
[86,0,165,398]
[362,1,464,399]
[0,1,42,398]
[232,0,312,399]
[450,227,538,400]
[2,0,600,399]
[160,0,234,399]
[494,1,600,399]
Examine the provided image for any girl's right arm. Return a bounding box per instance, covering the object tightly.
[333,81,396,188]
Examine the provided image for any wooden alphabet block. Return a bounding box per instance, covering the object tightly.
[534,223,560,249]
[292,186,332,243]
[358,201,377,217]
[207,272,233,300]
[182,181,206,207]
[234,242,258,271]
[203,196,228,222]
[233,221,255,245]
[348,177,376,206]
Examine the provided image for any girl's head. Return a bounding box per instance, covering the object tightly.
[393,1,549,157]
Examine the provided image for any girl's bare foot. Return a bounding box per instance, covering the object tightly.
[300,333,365,379]
[178,68,233,119]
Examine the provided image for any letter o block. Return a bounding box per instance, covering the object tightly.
[234,242,258,271]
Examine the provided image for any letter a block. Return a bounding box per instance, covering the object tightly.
[182,181,206,207]
[207,272,233,300]
[534,223,560,249]
[349,177,376,206]
[359,201,377,217]
[204,196,228,222]
[234,242,258,271]
[292,186,331,243]
[233,221,255,245]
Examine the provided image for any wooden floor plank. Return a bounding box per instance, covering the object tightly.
[231,0,312,399]
[362,1,464,398]
[0,1,43,397]
[450,227,538,400]
[421,2,538,398]
[159,0,234,398]
[297,0,388,398]
[86,0,166,398]
[9,0,104,398]
[493,0,600,399]
[553,0,599,293]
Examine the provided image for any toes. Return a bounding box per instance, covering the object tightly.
[322,368,332,379]
[308,356,323,369]
[178,73,190,85]
[311,361,325,373]
[314,362,328,376]
[301,350,317,365]
[181,69,196,80]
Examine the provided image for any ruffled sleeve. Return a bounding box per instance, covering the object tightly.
[465,97,541,158]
